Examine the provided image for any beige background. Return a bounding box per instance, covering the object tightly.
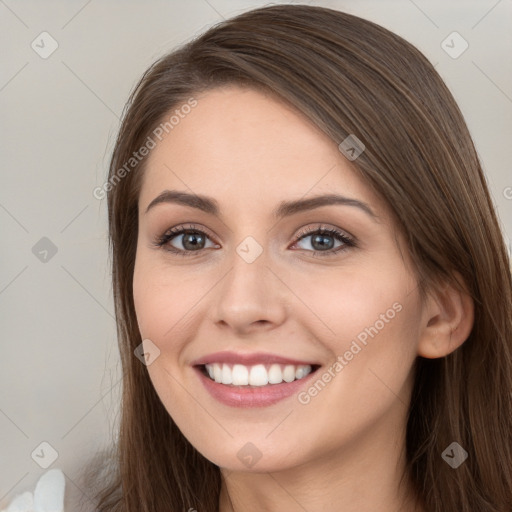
[1,0,511,508]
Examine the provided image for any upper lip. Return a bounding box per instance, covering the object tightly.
[191,351,319,367]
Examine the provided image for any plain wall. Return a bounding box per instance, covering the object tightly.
[1,0,511,509]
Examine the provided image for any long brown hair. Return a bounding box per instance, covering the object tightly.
[80,5,512,511]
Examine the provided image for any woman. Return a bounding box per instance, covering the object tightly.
[81,4,512,511]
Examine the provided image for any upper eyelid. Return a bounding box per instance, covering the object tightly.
[294,224,354,239]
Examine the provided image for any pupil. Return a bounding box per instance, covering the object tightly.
[183,232,204,250]
[312,234,334,250]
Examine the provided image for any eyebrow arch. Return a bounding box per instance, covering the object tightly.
[144,190,378,221]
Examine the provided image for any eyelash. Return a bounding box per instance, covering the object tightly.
[152,223,357,258]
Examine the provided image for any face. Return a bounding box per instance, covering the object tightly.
[133,85,424,472]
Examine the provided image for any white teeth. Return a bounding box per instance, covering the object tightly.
[232,364,249,385]
[249,364,268,386]
[295,366,307,379]
[204,362,313,386]
[221,364,233,384]
[268,363,283,384]
[213,364,223,383]
[283,365,296,383]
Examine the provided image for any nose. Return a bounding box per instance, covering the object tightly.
[211,245,288,335]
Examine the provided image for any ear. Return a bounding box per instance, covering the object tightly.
[417,272,474,359]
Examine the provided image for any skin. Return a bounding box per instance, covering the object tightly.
[132,86,474,512]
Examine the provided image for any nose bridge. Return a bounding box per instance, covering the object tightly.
[223,235,271,305]
[212,233,287,330]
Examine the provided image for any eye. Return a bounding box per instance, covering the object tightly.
[152,224,218,256]
[152,223,356,257]
[290,224,356,257]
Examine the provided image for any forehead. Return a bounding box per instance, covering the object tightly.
[139,85,387,218]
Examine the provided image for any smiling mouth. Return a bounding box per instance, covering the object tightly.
[197,362,321,387]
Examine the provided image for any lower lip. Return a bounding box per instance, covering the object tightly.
[194,366,318,408]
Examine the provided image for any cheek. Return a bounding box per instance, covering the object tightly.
[132,255,202,343]
[132,257,201,419]
[287,260,419,353]
[289,274,421,456]
[285,261,422,422]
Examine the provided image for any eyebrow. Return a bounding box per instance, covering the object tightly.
[144,190,378,221]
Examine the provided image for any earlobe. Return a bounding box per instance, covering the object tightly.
[417,273,475,359]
